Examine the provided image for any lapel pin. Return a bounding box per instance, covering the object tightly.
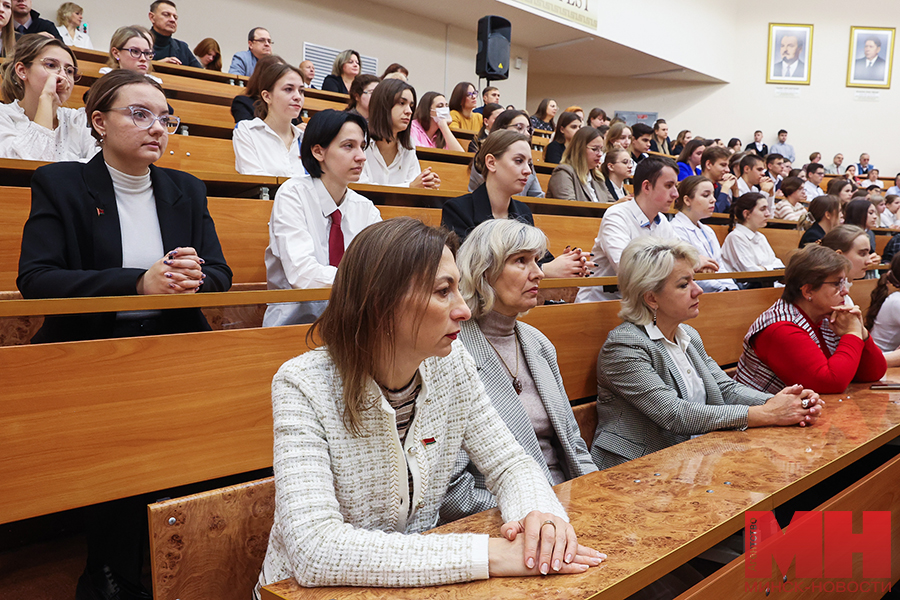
[421,437,436,448]
[96,208,104,216]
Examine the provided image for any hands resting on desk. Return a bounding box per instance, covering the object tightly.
[747,383,824,428]
[488,510,606,577]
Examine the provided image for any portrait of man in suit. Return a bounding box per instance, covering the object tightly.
[767,24,813,85]
[847,27,894,88]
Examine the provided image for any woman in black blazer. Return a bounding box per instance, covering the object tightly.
[17,68,232,599]
[321,49,360,94]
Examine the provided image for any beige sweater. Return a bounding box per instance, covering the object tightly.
[257,341,566,590]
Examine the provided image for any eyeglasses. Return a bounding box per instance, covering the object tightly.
[252,38,274,45]
[466,91,477,98]
[40,58,80,82]
[119,47,154,60]
[616,159,633,166]
[507,123,534,136]
[822,278,852,292]
[107,106,180,133]
[586,145,604,154]
[361,89,375,95]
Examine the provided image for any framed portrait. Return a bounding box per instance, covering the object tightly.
[846,26,895,88]
[766,23,813,85]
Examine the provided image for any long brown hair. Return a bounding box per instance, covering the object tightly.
[253,60,304,120]
[866,253,900,330]
[192,37,222,71]
[310,218,457,435]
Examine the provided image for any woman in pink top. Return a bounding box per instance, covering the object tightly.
[410,91,464,152]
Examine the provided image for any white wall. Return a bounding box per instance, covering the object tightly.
[59,0,531,106]
[528,0,900,174]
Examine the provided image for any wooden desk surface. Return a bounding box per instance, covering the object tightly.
[261,375,900,600]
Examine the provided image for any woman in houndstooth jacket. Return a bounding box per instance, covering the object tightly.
[591,237,824,471]
[441,219,598,524]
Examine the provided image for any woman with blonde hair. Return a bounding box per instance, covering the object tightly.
[55,2,92,48]
[598,147,632,202]
[0,34,96,161]
[670,129,692,156]
[547,125,604,202]
[603,121,632,154]
[103,25,159,80]
[322,49,360,94]
[192,37,222,71]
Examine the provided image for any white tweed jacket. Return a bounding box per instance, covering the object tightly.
[441,319,597,523]
[257,341,566,590]
[591,321,771,470]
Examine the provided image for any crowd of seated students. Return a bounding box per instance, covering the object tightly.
[7,11,900,600]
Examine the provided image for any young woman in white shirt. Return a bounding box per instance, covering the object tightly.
[671,175,737,292]
[0,34,97,161]
[264,109,382,326]
[774,176,808,221]
[56,2,92,49]
[359,78,439,188]
[410,91,464,151]
[867,254,900,356]
[881,194,900,229]
[598,147,632,202]
[233,60,305,177]
[257,216,604,593]
[721,192,786,272]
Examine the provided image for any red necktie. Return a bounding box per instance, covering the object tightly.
[329,209,344,267]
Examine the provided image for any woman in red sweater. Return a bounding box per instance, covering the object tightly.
[735,244,886,394]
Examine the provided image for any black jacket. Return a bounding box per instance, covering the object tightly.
[321,75,348,94]
[16,10,62,41]
[441,184,535,243]
[152,32,202,68]
[17,153,232,343]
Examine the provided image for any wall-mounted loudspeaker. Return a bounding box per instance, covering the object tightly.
[476,16,511,81]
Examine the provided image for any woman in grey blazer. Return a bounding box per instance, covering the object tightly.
[591,237,824,470]
[547,126,606,202]
[441,219,597,523]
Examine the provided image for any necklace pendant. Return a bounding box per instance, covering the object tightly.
[512,377,523,394]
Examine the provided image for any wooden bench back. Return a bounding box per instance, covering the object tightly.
[149,476,275,600]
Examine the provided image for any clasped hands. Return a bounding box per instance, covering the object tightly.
[136,247,207,295]
[488,510,605,577]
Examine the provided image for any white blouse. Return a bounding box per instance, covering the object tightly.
[871,292,900,353]
[670,212,738,292]
[233,117,304,178]
[720,224,785,272]
[0,100,98,162]
[881,210,900,229]
[359,142,422,187]
[57,26,93,49]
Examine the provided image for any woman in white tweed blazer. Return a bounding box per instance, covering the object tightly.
[257,218,604,594]
[591,237,824,471]
[442,220,598,523]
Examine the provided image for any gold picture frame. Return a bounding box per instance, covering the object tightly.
[766,23,813,85]
[846,26,895,89]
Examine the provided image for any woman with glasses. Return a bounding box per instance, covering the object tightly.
[591,237,822,470]
[410,91,465,151]
[0,34,97,161]
[233,59,306,177]
[735,244,886,394]
[547,126,605,202]
[17,68,231,599]
[322,49,360,94]
[598,147,632,202]
[102,26,161,82]
[449,81,483,132]
[345,73,380,121]
[467,109,543,197]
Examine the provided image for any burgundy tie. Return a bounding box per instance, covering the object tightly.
[329,209,344,267]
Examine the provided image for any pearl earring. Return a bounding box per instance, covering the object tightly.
[652,308,657,326]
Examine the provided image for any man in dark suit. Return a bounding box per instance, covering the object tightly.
[11,0,63,41]
[773,33,805,78]
[746,130,768,157]
[854,37,887,81]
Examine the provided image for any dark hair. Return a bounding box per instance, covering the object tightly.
[413,91,447,149]
[490,109,529,133]
[482,86,498,98]
[588,107,607,124]
[474,103,504,143]
[782,245,850,305]
[346,73,380,112]
[631,122,653,139]
[778,129,788,135]
[805,195,841,230]
[675,175,714,211]
[192,37,221,71]
[633,155,677,198]
[448,81,475,113]
[1,34,78,103]
[85,69,165,142]
[244,54,286,99]
[826,178,852,197]
[677,138,706,164]
[247,27,264,42]
[765,153,784,167]
[254,61,304,120]
[786,168,802,178]
[729,192,766,231]
[380,63,408,79]
[532,98,556,128]
[780,176,805,198]
[701,145,731,170]
[300,109,369,178]
[821,224,867,255]
[310,218,458,435]
[866,252,900,329]
[740,154,764,174]
[549,111,581,147]
[844,199,873,229]
[653,118,666,132]
[150,0,175,11]
[367,78,416,149]
[727,137,741,150]
[806,162,825,176]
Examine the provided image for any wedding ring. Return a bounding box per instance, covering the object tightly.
[801,399,810,409]
[542,519,557,532]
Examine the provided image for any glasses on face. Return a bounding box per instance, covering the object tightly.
[252,38,274,45]
[617,159,632,166]
[108,106,180,133]
[507,123,533,136]
[822,278,852,292]
[361,89,375,95]
[465,91,478,98]
[40,58,80,82]
[586,145,604,154]
[119,47,154,60]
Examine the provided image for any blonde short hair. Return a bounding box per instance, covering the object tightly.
[618,237,699,325]
[457,219,548,319]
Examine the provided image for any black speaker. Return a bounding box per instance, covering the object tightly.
[476,16,511,81]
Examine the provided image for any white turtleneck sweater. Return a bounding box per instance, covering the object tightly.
[106,162,164,269]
